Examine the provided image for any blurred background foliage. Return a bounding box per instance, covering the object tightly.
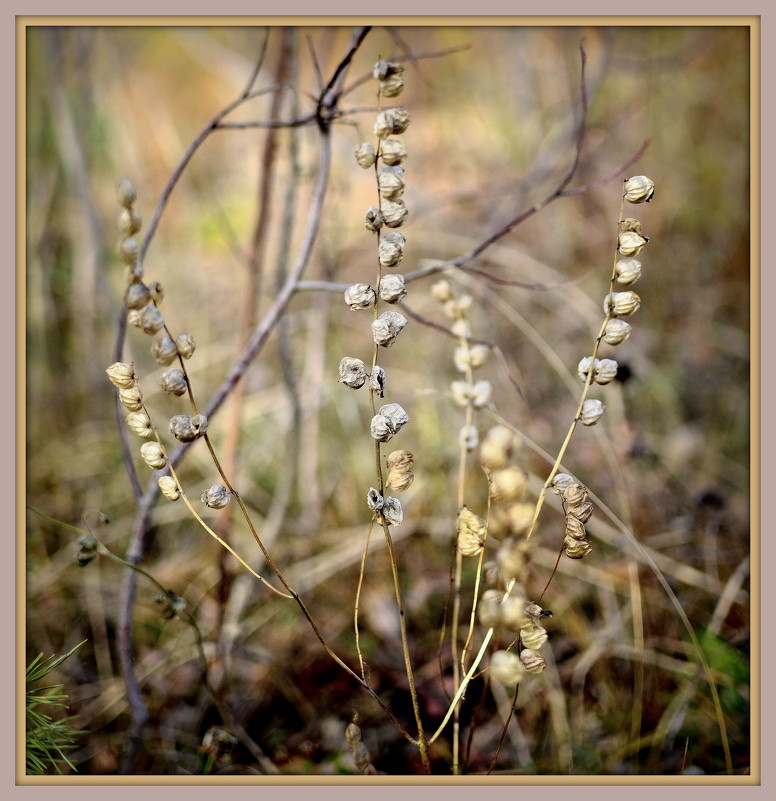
[24,24,751,776]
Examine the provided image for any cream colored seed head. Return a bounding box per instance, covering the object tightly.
[372,310,408,347]
[118,385,143,411]
[457,506,486,556]
[126,410,153,438]
[615,257,643,285]
[520,648,547,674]
[151,336,178,365]
[381,139,407,165]
[489,466,528,502]
[201,484,230,509]
[520,623,548,651]
[175,333,196,359]
[344,283,376,310]
[158,475,180,501]
[338,357,367,389]
[580,398,605,426]
[505,501,535,536]
[564,536,593,559]
[116,178,137,208]
[354,142,376,169]
[480,425,519,470]
[140,441,166,470]
[489,650,525,685]
[623,175,655,203]
[603,318,632,345]
[594,358,618,385]
[379,274,407,304]
[381,200,408,228]
[160,368,188,397]
[106,362,136,389]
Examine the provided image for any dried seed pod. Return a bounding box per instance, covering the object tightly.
[372,310,408,347]
[106,362,136,389]
[380,138,407,166]
[489,650,525,685]
[505,501,535,536]
[381,496,403,526]
[520,648,547,674]
[623,175,655,203]
[159,367,188,397]
[364,206,384,232]
[577,356,597,382]
[562,483,589,508]
[594,358,618,385]
[495,537,531,582]
[201,484,230,509]
[381,200,408,228]
[569,500,594,523]
[478,589,503,628]
[580,398,605,426]
[457,506,486,556]
[151,336,178,365]
[500,594,531,631]
[116,178,137,208]
[564,515,587,540]
[169,413,208,442]
[373,107,410,139]
[604,291,641,317]
[378,231,406,267]
[520,623,548,651]
[386,466,414,491]
[480,425,519,471]
[367,487,384,512]
[378,274,407,304]
[379,402,409,432]
[373,59,402,81]
[134,304,165,335]
[551,472,576,492]
[140,441,167,470]
[175,333,196,359]
[451,319,471,339]
[471,380,492,409]
[148,280,164,304]
[603,318,633,345]
[374,61,404,97]
[618,230,648,257]
[118,236,140,265]
[370,365,387,397]
[378,165,405,201]
[158,475,180,501]
[564,536,593,559]
[124,281,151,310]
[370,414,394,442]
[430,279,453,303]
[386,449,414,472]
[339,357,367,389]
[450,381,469,408]
[118,207,142,236]
[489,466,528,502]
[125,410,153,438]
[459,424,479,452]
[354,142,376,169]
[454,344,489,372]
[345,721,377,776]
[344,283,376,310]
[118,385,143,411]
[615,257,643,285]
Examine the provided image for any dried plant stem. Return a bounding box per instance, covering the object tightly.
[354,519,377,679]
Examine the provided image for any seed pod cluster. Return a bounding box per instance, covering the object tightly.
[385,449,414,491]
[456,506,486,557]
[486,596,552,684]
[556,481,594,559]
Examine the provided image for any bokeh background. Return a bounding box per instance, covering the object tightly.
[24,24,751,776]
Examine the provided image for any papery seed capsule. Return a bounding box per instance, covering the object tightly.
[367,488,384,511]
[505,501,535,536]
[370,414,394,442]
[490,650,525,685]
[201,484,230,509]
[140,441,167,469]
[430,279,453,303]
[160,367,188,397]
[594,358,618,385]
[451,319,471,339]
[604,291,641,317]
[117,178,137,208]
[137,305,165,335]
[580,398,605,426]
[520,648,547,674]
[478,589,503,628]
[106,362,136,389]
[460,424,479,451]
[457,506,486,556]
[563,483,588,508]
[373,107,410,139]
[381,138,407,165]
[126,410,153,438]
[623,175,655,203]
[471,380,492,409]
[577,356,597,382]
[603,318,633,345]
[386,450,414,472]
[151,336,178,365]
[370,365,387,397]
[169,413,208,442]
[500,595,531,631]
[374,61,405,97]
[496,537,531,582]
[454,344,489,372]
[119,237,140,265]
[615,257,643,285]
[552,472,576,492]
[175,333,196,359]
[618,230,648,257]
[564,536,593,559]
[378,231,406,266]
[564,515,587,540]
[372,310,408,346]
[339,357,367,389]
[386,467,414,491]
[344,283,376,310]
[148,280,164,304]
[489,466,528,502]
[373,59,401,81]
[158,475,180,501]
[568,500,594,523]
[354,142,376,168]
[364,207,384,232]
[378,166,405,200]
[520,623,548,651]
[381,496,403,526]
[480,425,519,470]
[381,200,408,228]
[118,385,143,411]
[379,402,409,432]
[450,381,469,408]
[118,207,142,236]
[379,274,407,304]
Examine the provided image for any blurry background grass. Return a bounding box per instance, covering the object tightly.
[24,24,751,775]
